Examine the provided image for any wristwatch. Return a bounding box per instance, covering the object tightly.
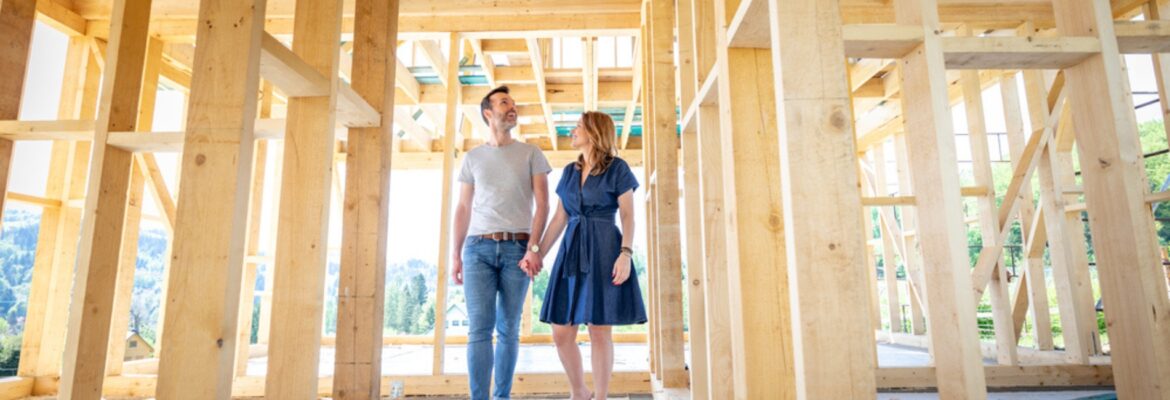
[529,244,541,254]
[620,246,634,257]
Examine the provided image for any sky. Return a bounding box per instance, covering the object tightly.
[9,19,1167,266]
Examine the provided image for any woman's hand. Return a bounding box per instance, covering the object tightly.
[612,254,631,285]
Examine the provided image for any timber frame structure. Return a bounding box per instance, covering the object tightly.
[0,0,1169,398]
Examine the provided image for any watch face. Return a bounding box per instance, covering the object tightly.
[530,245,540,253]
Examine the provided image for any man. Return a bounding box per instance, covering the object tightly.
[451,85,552,400]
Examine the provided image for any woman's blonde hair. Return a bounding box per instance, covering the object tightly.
[575,111,619,176]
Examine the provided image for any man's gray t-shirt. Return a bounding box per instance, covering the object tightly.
[458,141,552,236]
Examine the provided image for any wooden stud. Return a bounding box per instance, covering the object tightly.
[432,31,461,376]
[59,0,152,396]
[872,147,903,333]
[647,0,687,388]
[233,138,268,377]
[265,0,345,396]
[525,37,557,150]
[1149,1,1170,147]
[1051,2,1170,396]
[958,55,1017,366]
[155,0,267,396]
[766,0,877,396]
[334,0,399,397]
[0,0,35,227]
[892,0,987,397]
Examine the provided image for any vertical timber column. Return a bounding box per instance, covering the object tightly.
[959,64,1017,366]
[266,0,345,396]
[873,148,903,333]
[19,35,88,378]
[1000,72,1053,351]
[648,0,687,387]
[893,0,987,397]
[766,0,876,397]
[334,0,398,397]
[676,0,708,396]
[894,134,927,336]
[432,32,461,376]
[639,12,660,376]
[1052,0,1170,397]
[106,37,163,377]
[60,0,152,397]
[234,139,267,377]
[0,0,34,221]
[155,0,266,396]
[713,0,795,397]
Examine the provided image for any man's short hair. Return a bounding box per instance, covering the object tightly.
[480,85,510,124]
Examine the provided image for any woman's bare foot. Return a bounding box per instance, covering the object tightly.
[570,389,593,399]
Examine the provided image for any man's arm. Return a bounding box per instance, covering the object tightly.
[521,173,550,275]
[451,183,474,284]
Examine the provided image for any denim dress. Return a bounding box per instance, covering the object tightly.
[539,157,648,326]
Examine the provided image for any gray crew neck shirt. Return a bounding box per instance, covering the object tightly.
[458,140,552,236]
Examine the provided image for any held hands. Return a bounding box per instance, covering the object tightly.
[518,251,544,278]
[612,253,631,286]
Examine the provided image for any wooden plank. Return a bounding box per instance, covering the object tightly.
[0,0,35,222]
[876,365,1113,390]
[767,0,876,397]
[1148,3,1170,167]
[999,71,1053,351]
[334,0,398,397]
[677,0,707,396]
[526,37,557,150]
[619,36,641,150]
[264,0,344,397]
[872,148,902,333]
[0,377,32,400]
[943,36,1099,69]
[648,0,686,388]
[958,54,1017,366]
[695,104,733,400]
[431,31,460,376]
[893,0,987,397]
[843,24,924,58]
[58,0,151,396]
[1052,1,1170,396]
[259,32,379,127]
[234,139,268,377]
[35,0,86,36]
[1115,20,1170,53]
[155,0,267,396]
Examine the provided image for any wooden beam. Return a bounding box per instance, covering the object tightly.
[647,0,686,388]
[768,0,876,397]
[259,32,379,127]
[893,0,987,397]
[526,37,558,150]
[334,0,398,397]
[676,0,707,395]
[0,0,36,227]
[620,35,642,150]
[431,31,461,376]
[958,50,1017,366]
[58,0,151,396]
[695,103,733,400]
[155,0,267,396]
[265,0,344,397]
[1148,3,1170,160]
[1052,1,1170,397]
[871,148,903,333]
[35,0,86,36]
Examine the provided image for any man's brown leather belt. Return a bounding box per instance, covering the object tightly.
[477,232,530,241]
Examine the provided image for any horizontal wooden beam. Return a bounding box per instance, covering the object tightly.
[877,365,1113,390]
[85,14,642,42]
[258,32,379,127]
[0,377,32,399]
[6,192,63,208]
[35,0,86,36]
[0,119,95,140]
[32,372,653,398]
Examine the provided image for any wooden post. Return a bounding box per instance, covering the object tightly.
[959,59,1018,366]
[106,37,163,377]
[999,72,1053,351]
[59,0,152,397]
[233,138,268,377]
[0,0,34,222]
[873,148,903,333]
[1052,0,1170,396]
[767,0,877,396]
[1147,1,1170,146]
[334,0,398,397]
[696,104,733,400]
[893,133,926,336]
[713,1,795,396]
[432,32,461,376]
[265,0,345,396]
[18,35,89,378]
[647,0,687,388]
[893,0,988,397]
[155,0,267,396]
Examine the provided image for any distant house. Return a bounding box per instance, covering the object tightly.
[124,332,155,361]
[445,303,469,335]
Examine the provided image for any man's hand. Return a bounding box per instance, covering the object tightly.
[452,255,464,285]
[519,251,543,278]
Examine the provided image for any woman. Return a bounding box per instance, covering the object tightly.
[524,111,647,400]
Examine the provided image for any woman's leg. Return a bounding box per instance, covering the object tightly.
[588,325,614,399]
[552,324,590,399]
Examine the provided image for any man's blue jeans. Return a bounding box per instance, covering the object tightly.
[462,237,530,400]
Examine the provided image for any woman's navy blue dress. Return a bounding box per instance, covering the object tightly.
[540,157,648,326]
